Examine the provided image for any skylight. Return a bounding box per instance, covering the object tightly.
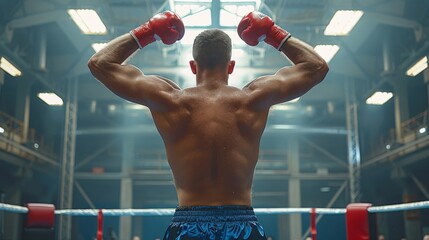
[324,10,364,36]
[220,1,259,27]
[173,0,212,27]
[172,0,260,27]
[314,45,340,63]
[180,29,245,45]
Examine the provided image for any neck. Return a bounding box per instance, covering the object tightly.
[196,68,229,86]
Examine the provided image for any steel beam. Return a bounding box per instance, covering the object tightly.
[302,180,347,239]
[0,135,59,166]
[58,79,78,240]
[74,171,348,181]
[366,12,422,38]
[362,135,429,168]
[411,174,429,199]
[345,80,362,203]
[75,124,347,135]
[75,139,118,170]
[300,137,349,168]
[74,181,96,209]
[5,10,65,42]
[0,40,55,92]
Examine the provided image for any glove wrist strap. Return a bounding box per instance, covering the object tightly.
[130,23,156,49]
[266,25,291,50]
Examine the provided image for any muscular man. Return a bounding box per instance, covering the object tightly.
[88,10,328,240]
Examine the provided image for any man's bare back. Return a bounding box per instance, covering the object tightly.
[88,11,328,238]
[151,83,269,206]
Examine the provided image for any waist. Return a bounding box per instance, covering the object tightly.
[172,205,257,222]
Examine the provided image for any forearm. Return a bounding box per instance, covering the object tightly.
[89,33,139,66]
[237,11,328,75]
[280,37,327,68]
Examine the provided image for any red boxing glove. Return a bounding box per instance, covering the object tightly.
[238,11,291,50]
[130,11,185,48]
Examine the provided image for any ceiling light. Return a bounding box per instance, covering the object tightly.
[0,57,22,77]
[314,45,340,63]
[0,126,4,134]
[270,104,297,111]
[38,93,64,106]
[419,128,426,134]
[366,91,393,105]
[125,104,148,110]
[67,9,107,35]
[92,43,107,52]
[406,56,428,77]
[324,10,364,36]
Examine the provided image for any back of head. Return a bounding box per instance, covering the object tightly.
[192,29,232,70]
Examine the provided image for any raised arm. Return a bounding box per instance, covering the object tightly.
[87,11,184,110]
[238,11,329,110]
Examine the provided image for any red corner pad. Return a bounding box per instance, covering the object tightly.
[26,203,55,228]
[346,203,372,240]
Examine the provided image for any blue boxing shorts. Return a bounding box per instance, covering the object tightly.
[163,205,267,240]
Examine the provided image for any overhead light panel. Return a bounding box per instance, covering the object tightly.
[314,45,340,63]
[406,56,428,77]
[92,43,108,52]
[38,93,64,106]
[0,57,22,77]
[67,9,107,35]
[324,10,364,36]
[366,91,393,105]
[270,104,297,111]
[125,104,148,110]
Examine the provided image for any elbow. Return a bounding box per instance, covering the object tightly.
[87,54,101,73]
[87,54,110,79]
[315,59,329,83]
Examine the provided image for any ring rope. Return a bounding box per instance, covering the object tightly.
[367,200,429,213]
[1,200,429,216]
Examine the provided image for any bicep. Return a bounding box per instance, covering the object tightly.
[244,64,326,109]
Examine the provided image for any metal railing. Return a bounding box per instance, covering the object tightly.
[0,111,56,164]
[373,109,429,157]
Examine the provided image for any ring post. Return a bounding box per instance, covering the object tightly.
[311,208,317,240]
[97,209,103,240]
[23,203,55,240]
[346,203,378,240]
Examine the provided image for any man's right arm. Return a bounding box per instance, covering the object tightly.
[238,12,329,110]
[88,11,184,111]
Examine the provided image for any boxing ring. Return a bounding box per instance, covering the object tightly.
[1,200,429,239]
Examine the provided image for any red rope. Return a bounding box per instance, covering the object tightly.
[311,208,317,240]
[97,209,103,240]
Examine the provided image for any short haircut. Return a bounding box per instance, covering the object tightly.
[192,29,232,69]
